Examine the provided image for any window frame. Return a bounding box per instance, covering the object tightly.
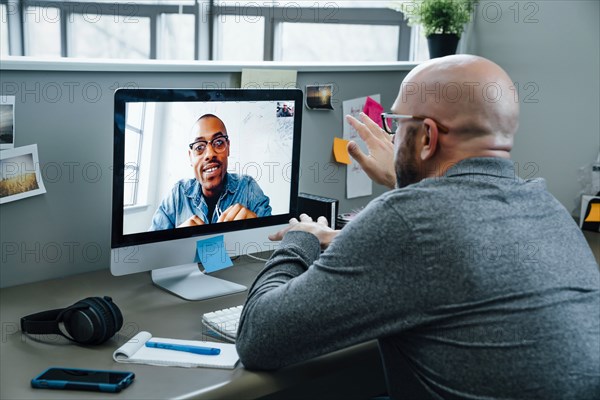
[123,102,146,208]
[0,0,410,61]
[214,4,411,61]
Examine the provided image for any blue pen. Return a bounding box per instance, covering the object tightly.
[145,341,221,356]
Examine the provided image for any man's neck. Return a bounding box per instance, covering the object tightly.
[204,194,218,222]
[424,152,512,180]
[201,174,227,199]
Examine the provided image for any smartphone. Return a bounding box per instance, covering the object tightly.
[31,367,135,393]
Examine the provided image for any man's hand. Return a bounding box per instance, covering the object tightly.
[269,214,339,250]
[177,215,205,227]
[218,203,258,222]
[346,112,396,189]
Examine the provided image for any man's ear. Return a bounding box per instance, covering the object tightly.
[420,118,439,161]
[188,149,194,165]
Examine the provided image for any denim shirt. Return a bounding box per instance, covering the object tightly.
[149,173,272,230]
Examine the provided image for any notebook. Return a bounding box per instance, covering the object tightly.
[113,331,239,369]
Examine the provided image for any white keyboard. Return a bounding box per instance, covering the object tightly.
[202,305,243,342]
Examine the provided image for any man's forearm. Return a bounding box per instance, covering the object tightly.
[236,231,321,369]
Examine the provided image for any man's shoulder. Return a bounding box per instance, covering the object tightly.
[168,178,198,198]
[377,176,543,205]
[368,175,501,223]
[374,182,446,208]
[174,178,197,190]
[228,173,259,186]
[224,173,261,195]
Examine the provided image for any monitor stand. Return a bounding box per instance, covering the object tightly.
[151,263,246,301]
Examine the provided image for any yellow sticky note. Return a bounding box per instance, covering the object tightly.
[333,137,351,165]
[585,203,600,222]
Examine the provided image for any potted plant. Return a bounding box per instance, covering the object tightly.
[392,0,478,58]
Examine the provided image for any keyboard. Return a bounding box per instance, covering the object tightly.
[202,305,243,342]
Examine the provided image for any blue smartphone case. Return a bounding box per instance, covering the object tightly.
[31,367,135,393]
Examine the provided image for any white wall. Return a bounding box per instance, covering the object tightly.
[467,0,600,214]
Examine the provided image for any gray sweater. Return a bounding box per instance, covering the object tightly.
[236,157,600,399]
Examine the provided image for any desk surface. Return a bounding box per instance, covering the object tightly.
[0,256,386,400]
[3,232,598,399]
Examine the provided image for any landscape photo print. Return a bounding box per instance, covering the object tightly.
[0,144,46,204]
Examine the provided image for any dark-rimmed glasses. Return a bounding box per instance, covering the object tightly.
[381,113,450,135]
[188,134,229,156]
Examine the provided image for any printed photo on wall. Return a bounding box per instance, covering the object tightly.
[0,144,47,204]
[0,95,16,150]
[305,84,334,110]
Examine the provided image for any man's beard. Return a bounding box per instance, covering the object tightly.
[395,131,420,189]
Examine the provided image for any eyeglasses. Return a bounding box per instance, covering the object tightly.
[188,134,229,156]
[381,113,450,135]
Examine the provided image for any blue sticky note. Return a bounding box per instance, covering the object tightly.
[196,235,233,273]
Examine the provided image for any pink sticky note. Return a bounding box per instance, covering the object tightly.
[362,96,384,128]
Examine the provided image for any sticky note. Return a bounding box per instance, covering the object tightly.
[362,96,384,128]
[241,68,297,89]
[333,137,351,165]
[195,235,233,273]
[585,203,600,222]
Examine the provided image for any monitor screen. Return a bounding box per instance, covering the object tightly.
[111,88,302,300]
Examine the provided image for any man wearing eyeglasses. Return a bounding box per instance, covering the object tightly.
[149,114,272,230]
[236,55,599,399]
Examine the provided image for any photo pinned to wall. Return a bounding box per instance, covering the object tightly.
[0,144,47,204]
[276,102,294,117]
[0,95,16,150]
[305,84,334,110]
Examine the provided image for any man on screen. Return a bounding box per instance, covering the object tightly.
[149,114,271,230]
[277,103,293,117]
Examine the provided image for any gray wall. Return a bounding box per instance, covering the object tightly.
[0,65,409,287]
[468,0,600,213]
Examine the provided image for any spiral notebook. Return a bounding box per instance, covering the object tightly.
[113,331,239,369]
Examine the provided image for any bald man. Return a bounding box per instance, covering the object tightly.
[149,114,271,230]
[346,53,518,190]
[236,56,599,398]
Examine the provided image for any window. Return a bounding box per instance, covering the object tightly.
[160,14,195,60]
[124,102,146,207]
[71,13,150,59]
[280,23,400,62]
[24,6,61,57]
[123,102,157,209]
[215,14,264,61]
[411,25,431,62]
[0,0,412,61]
[0,4,8,56]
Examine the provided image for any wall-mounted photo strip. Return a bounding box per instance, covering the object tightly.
[305,84,334,110]
[0,95,16,150]
[0,144,47,204]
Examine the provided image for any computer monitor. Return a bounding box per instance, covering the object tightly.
[110,88,302,300]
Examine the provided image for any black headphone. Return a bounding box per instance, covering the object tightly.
[21,296,123,345]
